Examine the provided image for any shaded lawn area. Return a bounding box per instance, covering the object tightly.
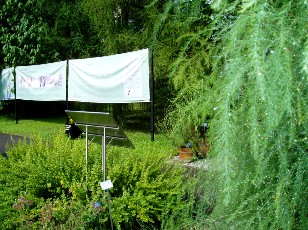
[0,114,174,157]
[0,115,66,137]
[0,133,30,157]
[0,115,65,156]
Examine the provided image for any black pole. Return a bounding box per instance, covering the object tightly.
[66,60,69,125]
[13,67,18,124]
[150,48,154,141]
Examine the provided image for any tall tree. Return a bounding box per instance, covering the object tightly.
[35,0,98,61]
[0,0,46,67]
[153,0,215,142]
[208,1,307,228]
[81,0,165,55]
[160,0,307,229]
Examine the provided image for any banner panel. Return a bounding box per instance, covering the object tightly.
[68,49,150,103]
[16,61,66,101]
[0,67,15,100]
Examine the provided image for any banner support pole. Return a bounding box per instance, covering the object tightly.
[13,67,18,124]
[150,48,155,141]
[66,60,69,125]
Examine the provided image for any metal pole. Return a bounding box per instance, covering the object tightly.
[13,67,18,124]
[150,48,154,141]
[108,189,114,230]
[102,127,106,181]
[66,60,69,125]
[86,126,88,185]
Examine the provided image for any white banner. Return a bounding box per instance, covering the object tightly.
[16,61,66,101]
[0,67,15,100]
[68,49,150,103]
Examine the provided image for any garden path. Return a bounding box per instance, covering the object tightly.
[0,133,30,157]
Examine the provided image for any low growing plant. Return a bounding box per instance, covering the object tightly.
[0,131,194,229]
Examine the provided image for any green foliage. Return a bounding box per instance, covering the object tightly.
[0,133,86,228]
[36,0,99,61]
[106,137,189,229]
[208,1,308,228]
[0,0,46,67]
[81,0,162,55]
[0,131,192,229]
[154,1,215,145]
[161,166,219,230]
[163,0,307,229]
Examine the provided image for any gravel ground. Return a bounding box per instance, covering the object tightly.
[0,133,30,157]
[172,155,209,170]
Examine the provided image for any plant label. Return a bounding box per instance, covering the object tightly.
[100,180,113,190]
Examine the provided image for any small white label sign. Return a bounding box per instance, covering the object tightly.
[100,180,113,190]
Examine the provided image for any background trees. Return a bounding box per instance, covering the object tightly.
[0,0,45,67]
[36,0,99,61]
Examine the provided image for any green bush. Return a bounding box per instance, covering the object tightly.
[0,132,193,229]
[0,133,86,228]
[106,143,188,229]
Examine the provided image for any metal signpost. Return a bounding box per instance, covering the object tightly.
[66,110,134,181]
[65,110,134,229]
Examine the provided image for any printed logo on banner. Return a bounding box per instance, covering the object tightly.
[15,61,67,101]
[19,74,63,88]
[39,74,62,87]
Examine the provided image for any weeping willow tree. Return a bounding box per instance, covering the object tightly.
[158,0,307,229]
[208,0,307,229]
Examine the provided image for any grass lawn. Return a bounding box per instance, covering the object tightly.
[0,115,66,137]
[0,114,176,155]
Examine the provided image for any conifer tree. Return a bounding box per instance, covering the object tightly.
[161,0,307,228]
[207,1,307,228]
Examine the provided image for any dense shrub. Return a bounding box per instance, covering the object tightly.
[0,132,193,229]
[106,138,190,229]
